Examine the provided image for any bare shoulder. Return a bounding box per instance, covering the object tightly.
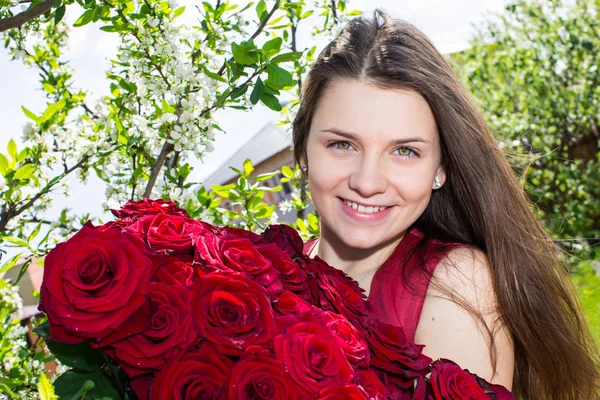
[414,246,515,388]
[433,246,495,307]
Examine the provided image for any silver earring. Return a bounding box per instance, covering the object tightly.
[301,164,308,173]
[434,176,442,188]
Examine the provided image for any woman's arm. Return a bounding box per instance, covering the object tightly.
[414,247,515,389]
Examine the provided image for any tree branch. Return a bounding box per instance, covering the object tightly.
[142,139,174,198]
[0,0,54,32]
[0,156,89,233]
[212,0,281,76]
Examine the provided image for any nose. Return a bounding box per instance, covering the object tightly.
[348,154,388,198]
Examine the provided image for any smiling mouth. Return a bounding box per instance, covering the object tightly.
[340,198,391,214]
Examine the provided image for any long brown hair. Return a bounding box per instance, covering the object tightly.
[292,10,599,399]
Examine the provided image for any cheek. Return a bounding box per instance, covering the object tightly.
[307,154,348,194]
[390,169,435,204]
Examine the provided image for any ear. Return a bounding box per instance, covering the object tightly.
[433,167,446,190]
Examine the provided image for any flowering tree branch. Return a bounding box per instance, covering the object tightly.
[0,0,53,32]
[0,156,90,233]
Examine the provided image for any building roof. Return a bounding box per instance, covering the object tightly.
[202,122,293,187]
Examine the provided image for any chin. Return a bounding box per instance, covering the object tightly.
[336,232,386,251]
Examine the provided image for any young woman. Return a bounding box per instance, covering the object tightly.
[294,10,599,399]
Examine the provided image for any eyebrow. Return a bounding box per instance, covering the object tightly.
[321,128,431,145]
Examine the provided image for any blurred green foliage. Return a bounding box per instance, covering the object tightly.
[451,0,600,262]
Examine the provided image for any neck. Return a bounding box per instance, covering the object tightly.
[315,223,405,278]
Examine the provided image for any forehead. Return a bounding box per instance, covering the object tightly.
[310,79,439,143]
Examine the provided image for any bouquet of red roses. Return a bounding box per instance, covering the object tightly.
[38,198,514,399]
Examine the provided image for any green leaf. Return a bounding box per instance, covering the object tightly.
[173,5,186,17]
[256,0,267,22]
[99,25,120,32]
[92,5,109,21]
[0,154,9,175]
[15,258,31,284]
[38,372,57,400]
[211,183,236,198]
[22,106,39,123]
[40,100,66,123]
[45,340,105,372]
[243,158,254,176]
[17,148,29,162]
[257,185,282,192]
[161,99,176,113]
[260,92,282,111]
[73,9,94,27]
[0,253,22,275]
[307,213,319,230]
[54,4,66,25]
[270,51,302,64]
[14,164,36,180]
[2,236,30,248]
[202,65,227,82]
[265,64,296,89]
[34,322,50,339]
[230,85,248,99]
[209,197,222,208]
[262,37,282,57]
[43,83,56,94]
[255,171,278,181]
[297,218,307,232]
[250,77,264,105]
[7,139,17,160]
[28,221,43,242]
[54,371,119,400]
[281,165,294,178]
[231,40,259,65]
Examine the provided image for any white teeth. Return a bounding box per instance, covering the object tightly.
[343,200,387,214]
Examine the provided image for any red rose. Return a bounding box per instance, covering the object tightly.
[147,213,211,255]
[273,321,354,396]
[360,318,431,389]
[194,225,260,270]
[261,224,305,259]
[191,271,277,355]
[217,225,263,243]
[111,198,188,219]
[321,311,370,367]
[272,290,320,332]
[95,281,198,378]
[315,385,369,400]
[39,223,152,343]
[149,343,233,400]
[471,374,515,400]
[308,257,369,320]
[219,238,283,295]
[257,243,310,299]
[354,369,389,400]
[428,359,489,399]
[227,346,296,400]
[129,375,154,400]
[151,254,197,286]
[118,214,155,240]
[97,217,136,232]
[272,290,314,316]
[194,229,223,269]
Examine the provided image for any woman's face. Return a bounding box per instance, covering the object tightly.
[305,79,445,250]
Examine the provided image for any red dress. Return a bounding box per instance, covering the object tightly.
[303,228,462,341]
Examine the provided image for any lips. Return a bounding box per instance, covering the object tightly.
[340,198,391,214]
[337,197,393,223]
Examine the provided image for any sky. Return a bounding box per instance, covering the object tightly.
[0,0,509,225]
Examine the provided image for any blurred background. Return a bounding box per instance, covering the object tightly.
[0,0,598,396]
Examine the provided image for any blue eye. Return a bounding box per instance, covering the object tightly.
[395,147,418,159]
[328,141,355,152]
